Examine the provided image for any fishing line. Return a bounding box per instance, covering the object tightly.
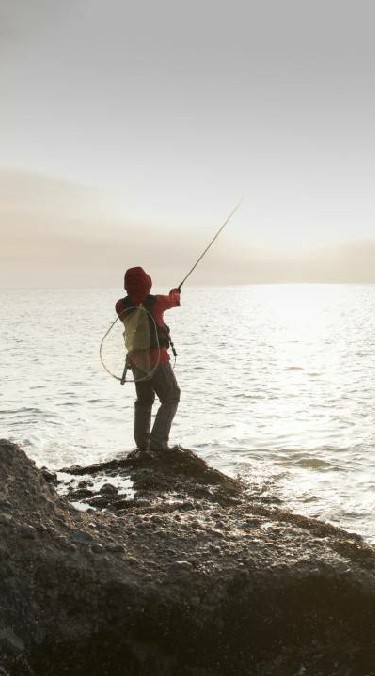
[100,306,161,384]
[177,199,244,290]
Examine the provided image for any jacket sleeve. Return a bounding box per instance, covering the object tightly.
[152,290,181,321]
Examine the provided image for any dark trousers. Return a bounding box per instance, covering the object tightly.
[133,362,181,450]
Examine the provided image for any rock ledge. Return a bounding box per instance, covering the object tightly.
[1,439,375,675]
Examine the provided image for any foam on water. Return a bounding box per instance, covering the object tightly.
[1,284,374,542]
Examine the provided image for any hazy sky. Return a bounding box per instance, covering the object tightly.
[1,0,375,287]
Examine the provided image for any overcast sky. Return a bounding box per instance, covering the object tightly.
[1,0,375,287]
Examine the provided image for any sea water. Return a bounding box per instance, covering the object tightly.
[1,284,374,543]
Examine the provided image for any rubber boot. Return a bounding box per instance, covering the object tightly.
[149,399,179,451]
[134,402,152,451]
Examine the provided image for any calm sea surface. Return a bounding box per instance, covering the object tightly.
[1,285,374,542]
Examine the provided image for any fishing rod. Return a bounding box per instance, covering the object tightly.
[100,200,243,381]
[177,199,244,290]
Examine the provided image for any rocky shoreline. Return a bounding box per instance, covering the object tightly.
[1,438,375,675]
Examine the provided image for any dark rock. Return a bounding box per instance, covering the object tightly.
[18,525,36,539]
[77,480,93,489]
[105,544,125,554]
[90,543,104,554]
[1,438,375,676]
[99,483,118,495]
[111,498,133,511]
[0,497,12,511]
[66,488,93,501]
[86,495,110,509]
[40,467,57,485]
[135,498,151,507]
[70,530,93,544]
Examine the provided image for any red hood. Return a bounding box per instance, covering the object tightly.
[124,266,152,304]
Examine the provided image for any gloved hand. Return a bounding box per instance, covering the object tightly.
[169,288,181,305]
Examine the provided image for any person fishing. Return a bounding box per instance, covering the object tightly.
[101,203,242,451]
[116,266,181,453]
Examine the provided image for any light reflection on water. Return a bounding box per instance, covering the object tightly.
[1,284,374,542]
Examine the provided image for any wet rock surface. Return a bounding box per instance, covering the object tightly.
[1,438,375,675]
